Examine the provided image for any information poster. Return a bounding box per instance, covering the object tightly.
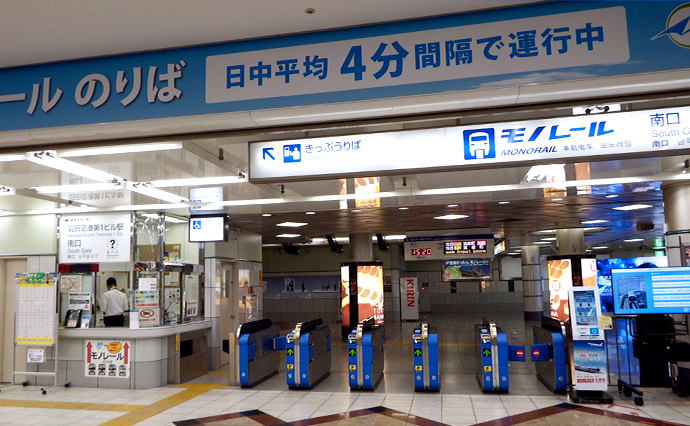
[569,287,608,391]
[27,349,45,363]
[134,290,160,327]
[59,213,132,264]
[185,275,199,316]
[84,340,130,378]
[15,272,58,345]
[68,292,91,310]
[59,274,82,293]
[138,277,157,291]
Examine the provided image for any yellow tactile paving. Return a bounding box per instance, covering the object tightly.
[98,383,226,426]
[0,399,141,412]
[209,370,229,375]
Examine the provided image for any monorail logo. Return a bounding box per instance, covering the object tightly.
[652,3,690,48]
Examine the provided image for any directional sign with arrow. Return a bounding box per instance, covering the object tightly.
[349,349,356,356]
[287,348,294,356]
[414,349,422,357]
[482,348,491,357]
[263,147,275,160]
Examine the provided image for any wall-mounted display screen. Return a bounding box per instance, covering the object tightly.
[411,248,432,256]
[612,267,690,315]
[443,240,488,255]
[188,215,228,242]
[443,259,491,281]
[596,257,667,313]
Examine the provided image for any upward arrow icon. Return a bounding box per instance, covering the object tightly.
[286,348,294,356]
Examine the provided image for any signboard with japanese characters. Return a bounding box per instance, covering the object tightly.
[15,272,58,345]
[251,106,690,180]
[0,2,689,133]
[84,340,130,378]
[405,235,494,261]
[59,213,132,264]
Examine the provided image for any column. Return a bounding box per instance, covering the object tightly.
[521,245,543,321]
[556,228,585,255]
[349,233,373,262]
[662,182,690,385]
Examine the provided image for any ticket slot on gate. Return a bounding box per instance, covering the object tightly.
[475,316,525,393]
[285,318,331,389]
[532,316,568,394]
[236,318,280,388]
[348,317,384,390]
[413,323,439,392]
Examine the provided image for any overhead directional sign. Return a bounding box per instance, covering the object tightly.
[249,106,690,181]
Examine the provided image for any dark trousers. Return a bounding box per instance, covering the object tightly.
[104,314,125,327]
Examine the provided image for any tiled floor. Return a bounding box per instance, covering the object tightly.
[1,313,690,425]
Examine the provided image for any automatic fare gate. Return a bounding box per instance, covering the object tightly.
[532,316,568,393]
[236,319,280,388]
[284,318,331,389]
[348,318,384,390]
[413,323,439,391]
[475,316,526,393]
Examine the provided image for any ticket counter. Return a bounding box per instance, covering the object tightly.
[52,320,211,389]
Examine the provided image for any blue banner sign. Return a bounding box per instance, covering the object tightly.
[0,2,688,133]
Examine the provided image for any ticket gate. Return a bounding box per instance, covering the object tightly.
[236,319,280,388]
[475,316,526,393]
[413,323,439,392]
[532,316,568,394]
[285,318,331,389]
[347,318,384,390]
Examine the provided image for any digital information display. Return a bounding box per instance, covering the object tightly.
[443,240,488,255]
[410,248,432,256]
[612,267,690,315]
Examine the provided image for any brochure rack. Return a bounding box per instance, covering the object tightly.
[12,273,70,394]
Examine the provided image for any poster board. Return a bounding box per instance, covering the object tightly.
[15,272,58,345]
[568,287,608,391]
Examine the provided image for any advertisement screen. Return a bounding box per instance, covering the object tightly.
[357,265,384,326]
[612,267,690,315]
[596,257,667,312]
[340,266,351,327]
[548,258,573,321]
[443,259,491,281]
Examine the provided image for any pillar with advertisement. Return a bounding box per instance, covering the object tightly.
[341,262,384,340]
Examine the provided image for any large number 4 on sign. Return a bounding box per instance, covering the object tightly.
[341,46,366,81]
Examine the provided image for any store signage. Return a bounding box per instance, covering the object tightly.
[0,3,688,134]
[58,213,132,264]
[84,340,130,378]
[251,105,690,180]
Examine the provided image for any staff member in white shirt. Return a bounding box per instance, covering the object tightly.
[101,277,129,327]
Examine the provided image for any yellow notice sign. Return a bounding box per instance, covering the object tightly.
[414,366,422,372]
[287,364,294,371]
[484,366,492,373]
[349,365,356,371]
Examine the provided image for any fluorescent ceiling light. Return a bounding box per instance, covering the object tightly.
[277,221,308,227]
[277,234,301,238]
[126,181,189,203]
[58,142,183,158]
[381,235,406,241]
[592,246,608,249]
[541,237,558,241]
[624,238,644,242]
[0,154,25,162]
[582,220,608,224]
[498,201,510,205]
[262,213,272,217]
[351,209,361,213]
[606,194,618,198]
[0,185,16,196]
[613,204,652,211]
[399,207,409,210]
[434,214,469,220]
[535,229,557,234]
[551,198,563,201]
[140,213,187,224]
[305,211,316,215]
[534,241,551,245]
[447,204,458,207]
[33,182,123,193]
[149,175,245,188]
[26,150,121,183]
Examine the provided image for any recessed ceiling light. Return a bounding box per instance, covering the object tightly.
[592,246,608,249]
[447,204,458,207]
[399,207,409,210]
[624,238,644,242]
[277,221,307,227]
[434,214,469,220]
[305,211,316,215]
[606,194,618,198]
[277,234,301,238]
[498,201,510,205]
[613,204,652,211]
[582,220,608,224]
[262,213,272,217]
